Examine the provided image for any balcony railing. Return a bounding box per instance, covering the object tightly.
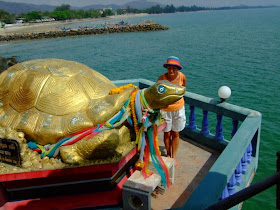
[113,78,262,209]
[206,151,280,210]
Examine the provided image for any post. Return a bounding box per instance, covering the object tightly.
[277,151,280,209]
[231,120,238,137]
[201,110,210,135]
[188,106,197,130]
[215,115,223,141]
[206,172,280,210]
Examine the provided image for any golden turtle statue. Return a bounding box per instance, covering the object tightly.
[0,58,185,164]
[0,58,134,145]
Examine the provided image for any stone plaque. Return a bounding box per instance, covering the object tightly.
[0,138,21,167]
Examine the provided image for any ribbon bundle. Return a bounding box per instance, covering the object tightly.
[132,89,170,188]
[26,84,170,188]
[27,95,132,159]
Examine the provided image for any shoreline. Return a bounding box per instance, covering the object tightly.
[0,13,150,36]
[0,18,168,42]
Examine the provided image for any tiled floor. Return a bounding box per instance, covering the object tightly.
[151,133,220,210]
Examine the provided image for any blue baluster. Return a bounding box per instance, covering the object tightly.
[241,152,248,174]
[187,105,197,130]
[215,114,224,141]
[231,120,239,137]
[227,174,236,195]
[247,142,252,163]
[235,161,242,186]
[219,186,229,200]
[201,110,210,135]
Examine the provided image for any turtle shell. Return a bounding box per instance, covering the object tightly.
[0,59,125,145]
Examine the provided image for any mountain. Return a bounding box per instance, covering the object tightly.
[81,1,165,10]
[0,0,165,14]
[123,1,166,9]
[81,4,122,10]
[4,0,280,7]
[0,1,57,14]
[1,0,278,14]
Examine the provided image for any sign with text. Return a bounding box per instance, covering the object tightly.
[0,138,21,167]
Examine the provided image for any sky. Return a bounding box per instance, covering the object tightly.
[4,0,280,7]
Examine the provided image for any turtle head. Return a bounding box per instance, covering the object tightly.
[143,80,185,110]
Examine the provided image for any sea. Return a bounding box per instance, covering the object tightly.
[1,7,280,210]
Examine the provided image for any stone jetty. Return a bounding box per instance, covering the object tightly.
[0,21,169,42]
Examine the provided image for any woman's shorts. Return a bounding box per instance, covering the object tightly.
[160,106,186,132]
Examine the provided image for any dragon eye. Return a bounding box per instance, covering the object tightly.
[158,85,166,94]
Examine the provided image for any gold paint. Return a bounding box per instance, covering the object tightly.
[118,124,132,145]
[86,87,135,126]
[60,125,133,165]
[0,105,18,129]
[14,107,38,138]
[35,75,89,116]
[0,71,11,100]
[10,67,50,113]
[0,59,137,145]
[61,111,93,136]
[0,64,24,100]
[144,80,186,110]
[0,59,185,171]
[75,68,115,100]
[60,129,120,164]
[0,126,135,174]
[0,127,66,174]
[32,113,65,145]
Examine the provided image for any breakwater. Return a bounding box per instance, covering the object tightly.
[0,22,169,42]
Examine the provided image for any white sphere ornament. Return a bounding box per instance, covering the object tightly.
[218,86,231,101]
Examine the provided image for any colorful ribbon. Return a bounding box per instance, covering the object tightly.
[131,89,170,188]
[27,96,132,159]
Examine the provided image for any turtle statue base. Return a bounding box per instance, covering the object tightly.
[0,126,136,174]
[0,127,138,209]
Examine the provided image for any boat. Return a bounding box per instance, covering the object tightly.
[0,78,269,209]
[61,26,71,31]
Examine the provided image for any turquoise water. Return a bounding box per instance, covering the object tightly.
[1,7,280,209]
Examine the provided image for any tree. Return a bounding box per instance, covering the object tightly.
[0,9,9,20]
[117,9,126,15]
[163,5,176,13]
[55,4,71,11]
[145,5,163,14]
[0,9,15,24]
[102,8,114,17]
[23,11,42,22]
[86,9,101,18]
[49,11,67,20]
[126,6,134,14]
[42,11,50,17]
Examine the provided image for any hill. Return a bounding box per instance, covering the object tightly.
[0,0,166,14]
[0,1,57,13]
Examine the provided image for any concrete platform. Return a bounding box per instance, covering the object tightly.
[151,133,220,210]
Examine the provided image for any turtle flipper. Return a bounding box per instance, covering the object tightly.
[60,129,120,164]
